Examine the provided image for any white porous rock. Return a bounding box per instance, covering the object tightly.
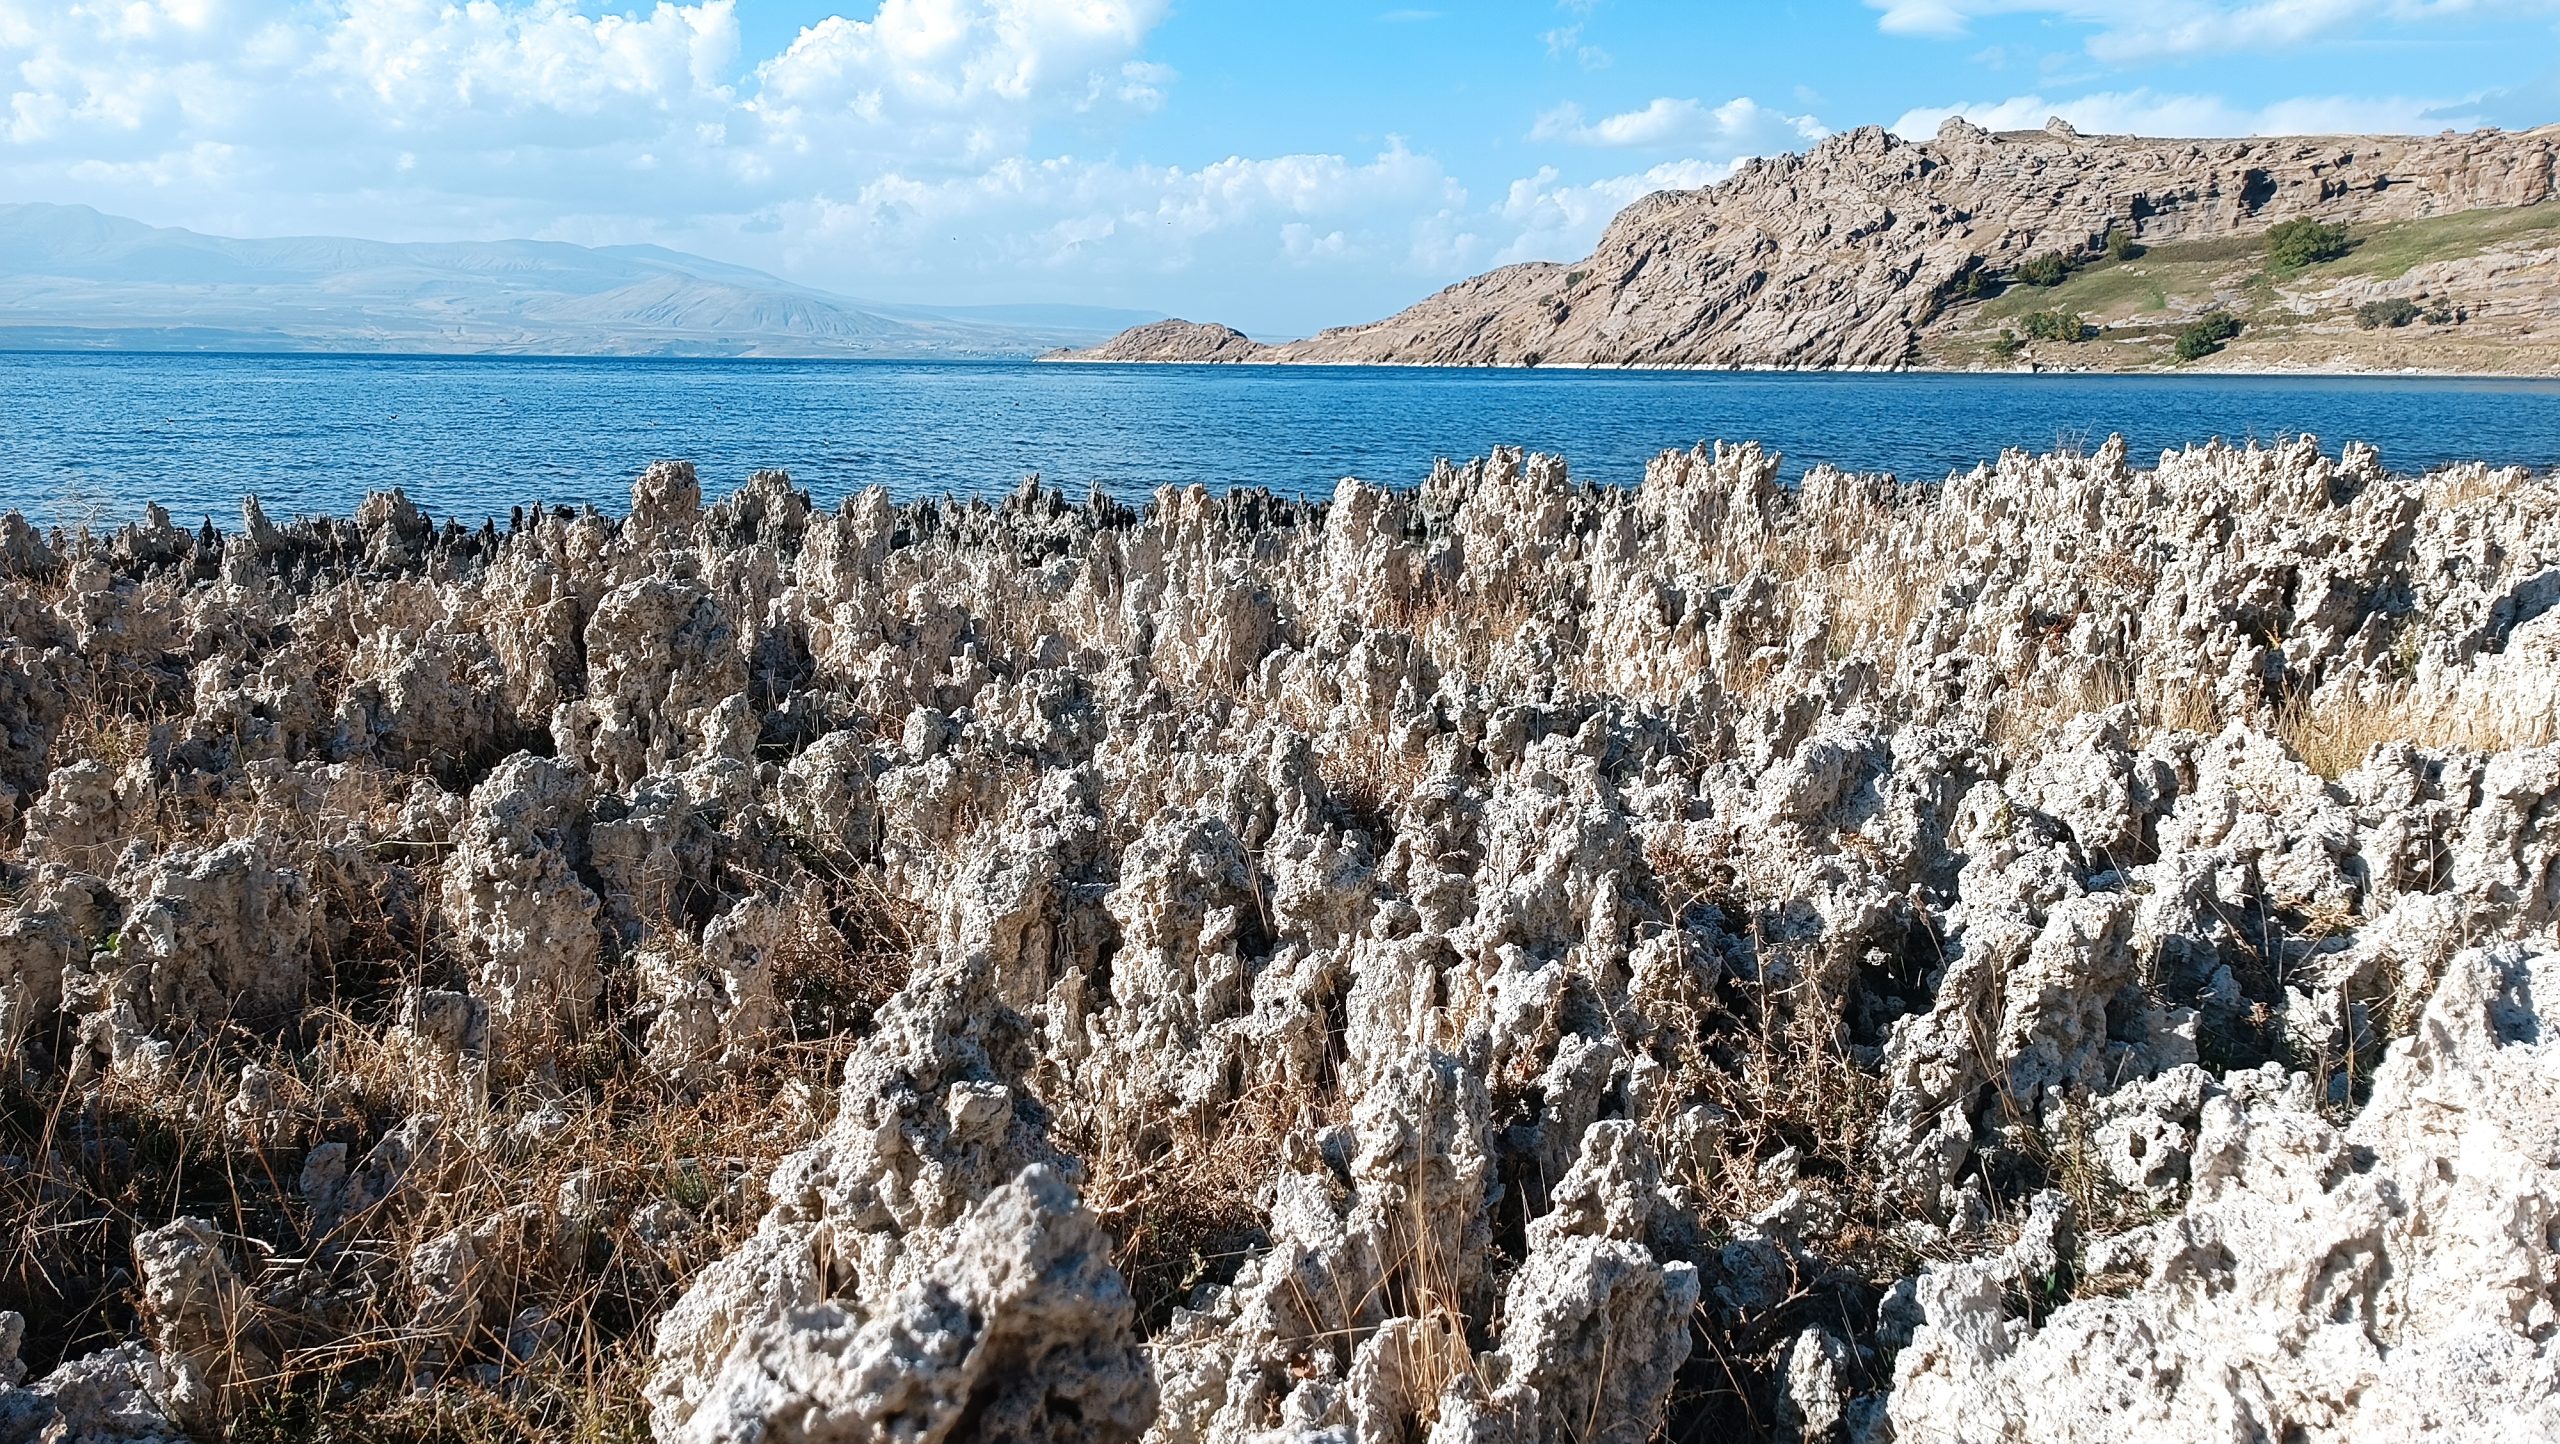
[132,1217,266,1430]
[660,1164,1154,1444]
[0,1340,184,1444]
[1467,1124,1702,1444]
[1889,943,2560,1443]
[437,753,601,1061]
[775,727,882,860]
[649,953,1150,1440]
[21,758,155,867]
[554,576,750,789]
[11,440,2560,1439]
[638,892,789,1080]
[102,840,315,1035]
[0,868,109,1058]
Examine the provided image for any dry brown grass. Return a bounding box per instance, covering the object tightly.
[2277,683,2560,779]
[1315,728,1427,839]
[1986,665,2230,754]
[0,854,924,1440]
[1068,1082,1318,1336]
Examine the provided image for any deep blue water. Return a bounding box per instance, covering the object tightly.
[3,351,2557,525]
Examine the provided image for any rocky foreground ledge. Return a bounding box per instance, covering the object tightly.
[2,439,2557,1442]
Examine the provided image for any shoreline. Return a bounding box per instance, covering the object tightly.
[1043,353,2560,382]
[1,343,2550,383]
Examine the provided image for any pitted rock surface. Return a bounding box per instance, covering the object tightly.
[4,441,2559,1440]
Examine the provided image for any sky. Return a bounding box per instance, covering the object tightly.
[3,1,2557,335]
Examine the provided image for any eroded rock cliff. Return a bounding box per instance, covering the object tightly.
[1058,121,2560,370]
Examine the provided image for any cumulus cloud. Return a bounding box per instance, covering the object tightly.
[1865,0,2552,62]
[1540,22,1610,69]
[1890,86,2479,137]
[1530,95,1825,150]
[776,142,1471,276]
[749,140,1484,330]
[0,0,1556,329]
[1491,94,1824,264]
[1490,156,1732,265]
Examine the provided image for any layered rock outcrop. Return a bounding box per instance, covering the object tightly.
[3,441,2559,1440]
[1049,318,1271,364]
[1057,122,2560,369]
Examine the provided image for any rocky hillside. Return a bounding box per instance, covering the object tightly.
[1045,318,1271,363]
[5,440,2560,1439]
[1056,120,2560,370]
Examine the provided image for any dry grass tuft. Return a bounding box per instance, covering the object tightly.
[1316,730,1427,839]
[2277,683,2560,779]
[767,874,919,1043]
[1070,1084,1314,1334]
[0,857,928,1439]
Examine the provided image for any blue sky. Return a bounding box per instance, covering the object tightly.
[3,1,2555,334]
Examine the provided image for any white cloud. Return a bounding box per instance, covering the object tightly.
[320,0,741,115]
[1491,156,1731,265]
[1865,0,2553,61]
[1496,93,1825,266]
[1531,95,1825,150]
[753,0,1161,110]
[0,0,1586,331]
[1541,22,1610,68]
[775,141,1472,279]
[0,1,1220,284]
[1890,86,2478,137]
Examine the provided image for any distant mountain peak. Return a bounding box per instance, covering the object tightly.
[0,204,1161,359]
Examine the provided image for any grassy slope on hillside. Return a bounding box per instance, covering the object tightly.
[1925,201,2560,372]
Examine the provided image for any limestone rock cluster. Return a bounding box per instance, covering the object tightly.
[1049,318,1271,365]
[2,440,2558,1441]
[1056,122,2560,369]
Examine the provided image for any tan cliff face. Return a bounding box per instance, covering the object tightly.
[1056,120,2560,370]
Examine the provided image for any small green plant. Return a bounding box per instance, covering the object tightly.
[2266,217,2352,271]
[1988,328,2024,362]
[2015,251,2074,287]
[2355,297,2420,330]
[2103,226,2142,262]
[2173,310,2242,362]
[2021,308,2087,343]
[1562,269,1588,290]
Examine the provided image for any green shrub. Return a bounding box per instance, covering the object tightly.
[2015,251,2074,287]
[2021,308,2087,343]
[2103,226,2143,262]
[2266,217,2352,270]
[2173,310,2242,362]
[2355,297,2421,330]
[1988,329,2023,362]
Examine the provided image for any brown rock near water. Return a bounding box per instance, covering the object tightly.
[1054,120,2560,371]
[1048,317,1272,363]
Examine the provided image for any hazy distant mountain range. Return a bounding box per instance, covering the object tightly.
[0,203,1158,358]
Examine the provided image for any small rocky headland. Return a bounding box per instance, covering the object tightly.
[4,439,2558,1442]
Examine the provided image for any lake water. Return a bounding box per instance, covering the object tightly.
[4,351,2558,525]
